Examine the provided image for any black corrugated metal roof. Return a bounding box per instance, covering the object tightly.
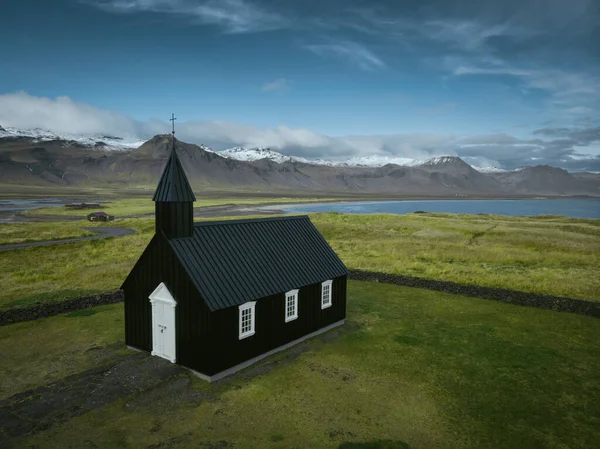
[152,141,196,202]
[168,216,348,311]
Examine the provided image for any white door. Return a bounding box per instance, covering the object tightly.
[149,282,177,363]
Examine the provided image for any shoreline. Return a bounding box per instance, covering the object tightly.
[1,196,598,224]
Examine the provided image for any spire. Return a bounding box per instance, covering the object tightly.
[152,113,196,202]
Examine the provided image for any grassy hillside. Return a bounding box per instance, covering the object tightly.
[0,212,598,310]
[1,281,599,448]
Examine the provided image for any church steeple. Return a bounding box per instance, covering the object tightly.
[153,113,195,238]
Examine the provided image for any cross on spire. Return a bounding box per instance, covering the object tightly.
[170,113,177,136]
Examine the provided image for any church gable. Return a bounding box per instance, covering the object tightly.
[120,231,176,291]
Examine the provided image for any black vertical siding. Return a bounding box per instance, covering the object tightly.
[123,232,347,376]
[122,233,211,368]
[155,202,193,238]
[202,275,347,376]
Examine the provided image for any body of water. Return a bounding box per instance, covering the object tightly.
[0,198,110,223]
[0,199,70,223]
[282,199,600,219]
[0,199,67,212]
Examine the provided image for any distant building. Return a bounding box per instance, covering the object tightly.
[87,211,114,222]
[66,202,101,209]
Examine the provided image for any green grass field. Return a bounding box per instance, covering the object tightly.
[2,280,599,448]
[0,221,100,245]
[317,212,600,301]
[1,212,598,310]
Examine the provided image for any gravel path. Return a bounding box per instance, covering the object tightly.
[0,352,197,448]
[0,336,323,448]
[0,227,136,252]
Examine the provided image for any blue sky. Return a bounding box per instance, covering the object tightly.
[1,0,599,170]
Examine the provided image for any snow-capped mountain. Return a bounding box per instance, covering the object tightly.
[418,156,462,166]
[214,147,508,173]
[218,147,296,164]
[216,146,353,166]
[470,165,509,173]
[0,126,146,151]
[342,155,419,167]
[214,148,457,168]
[0,126,515,172]
[2,127,597,196]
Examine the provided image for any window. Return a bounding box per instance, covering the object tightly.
[238,301,256,339]
[321,280,332,309]
[285,289,299,322]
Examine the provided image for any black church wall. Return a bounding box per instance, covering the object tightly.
[155,202,194,238]
[122,232,211,368]
[200,275,347,376]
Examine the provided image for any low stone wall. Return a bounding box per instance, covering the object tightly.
[0,291,123,326]
[348,269,600,318]
[1,271,598,326]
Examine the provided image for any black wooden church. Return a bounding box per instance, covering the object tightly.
[121,125,348,381]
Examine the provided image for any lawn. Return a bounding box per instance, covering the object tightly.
[0,221,96,245]
[0,218,156,309]
[1,281,599,448]
[1,212,598,310]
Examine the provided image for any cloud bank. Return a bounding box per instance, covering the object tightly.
[1,92,599,172]
[0,91,140,138]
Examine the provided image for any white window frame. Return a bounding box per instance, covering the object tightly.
[321,280,333,309]
[238,301,256,339]
[285,289,299,322]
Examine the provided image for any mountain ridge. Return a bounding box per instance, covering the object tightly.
[0,126,562,173]
[1,129,598,196]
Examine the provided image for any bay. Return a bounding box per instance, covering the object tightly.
[282,199,600,219]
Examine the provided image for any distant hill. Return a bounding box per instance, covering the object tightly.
[0,129,598,197]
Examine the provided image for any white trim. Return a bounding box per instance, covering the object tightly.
[285,289,299,322]
[238,301,256,339]
[321,280,333,309]
[149,282,177,306]
[149,282,177,363]
[191,320,345,382]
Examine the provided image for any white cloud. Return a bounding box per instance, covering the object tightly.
[339,7,599,115]
[0,91,140,138]
[83,0,288,33]
[305,41,385,71]
[452,64,600,112]
[454,66,529,77]
[454,133,521,145]
[177,120,339,154]
[1,92,599,171]
[0,93,453,160]
[423,19,527,53]
[261,78,291,92]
